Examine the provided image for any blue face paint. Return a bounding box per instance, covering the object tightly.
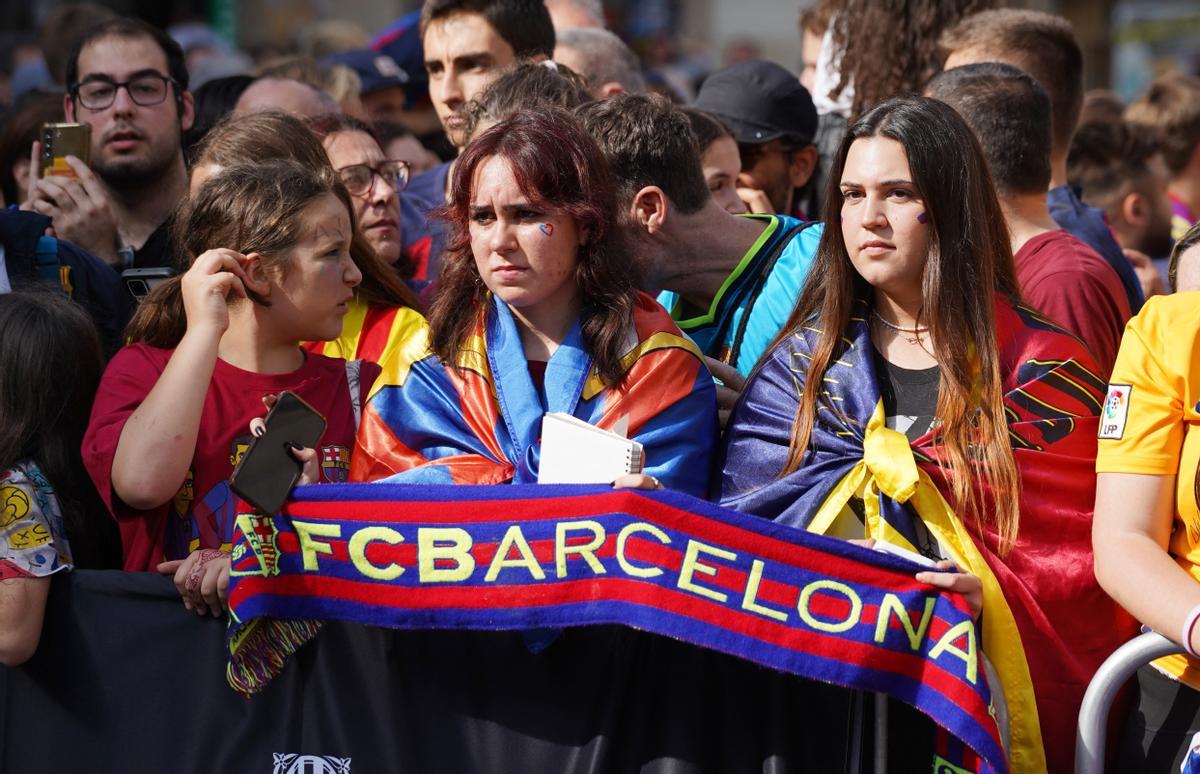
[917,212,929,224]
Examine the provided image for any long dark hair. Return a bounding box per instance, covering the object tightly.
[780,96,1022,550]
[0,291,120,569]
[125,160,355,347]
[429,107,636,387]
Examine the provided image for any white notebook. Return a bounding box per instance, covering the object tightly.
[537,412,644,484]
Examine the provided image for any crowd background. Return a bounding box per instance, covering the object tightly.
[1,0,1199,117]
[2,1,1200,773]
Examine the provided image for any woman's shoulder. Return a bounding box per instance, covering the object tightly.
[93,344,174,394]
[1115,291,1200,373]
[630,291,704,358]
[1125,292,1200,340]
[1,459,45,489]
[0,460,72,578]
[107,342,174,370]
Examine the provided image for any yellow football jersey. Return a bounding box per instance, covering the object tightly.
[1097,292,1200,685]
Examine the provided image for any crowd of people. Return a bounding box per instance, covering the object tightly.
[2,0,1200,770]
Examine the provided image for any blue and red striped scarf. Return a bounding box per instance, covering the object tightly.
[227,483,1006,773]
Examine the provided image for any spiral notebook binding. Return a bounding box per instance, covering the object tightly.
[627,445,644,475]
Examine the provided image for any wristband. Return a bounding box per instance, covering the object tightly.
[1182,604,1200,658]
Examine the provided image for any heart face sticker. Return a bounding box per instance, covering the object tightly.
[538,223,554,237]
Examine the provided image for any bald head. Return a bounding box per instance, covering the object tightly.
[555,27,643,98]
[234,77,335,119]
[544,0,604,30]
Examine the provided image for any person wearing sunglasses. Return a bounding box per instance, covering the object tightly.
[310,114,415,283]
[25,17,194,274]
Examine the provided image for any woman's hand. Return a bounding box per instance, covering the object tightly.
[612,474,664,491]
[157,548,231,617]
[249,394,321,485]
[737,184,775,215]
[180,248,250,336]
[916,561,983,621]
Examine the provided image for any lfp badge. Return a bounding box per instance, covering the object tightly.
[1098,384,1132,440]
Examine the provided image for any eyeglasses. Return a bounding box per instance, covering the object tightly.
[71,73,177,110]
[336,161,411,197]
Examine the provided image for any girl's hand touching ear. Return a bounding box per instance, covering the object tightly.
[181,249,250,336]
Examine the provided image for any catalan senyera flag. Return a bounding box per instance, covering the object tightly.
[349,292,718,497]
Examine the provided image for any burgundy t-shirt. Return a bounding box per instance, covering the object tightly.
[1013,230,1132,378]
[82,344,379,571]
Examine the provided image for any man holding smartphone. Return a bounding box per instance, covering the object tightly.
[25,17,193,272]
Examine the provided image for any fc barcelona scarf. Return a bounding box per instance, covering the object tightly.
[718,297,1138,773]
[227,482,1007,774]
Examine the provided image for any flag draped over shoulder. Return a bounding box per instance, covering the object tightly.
[226,483,1008,773]
[350,292,717,497]
[718,296,1138,774]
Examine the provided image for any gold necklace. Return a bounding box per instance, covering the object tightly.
[871,309,929,346]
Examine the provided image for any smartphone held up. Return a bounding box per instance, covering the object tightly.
[40,123,90,178]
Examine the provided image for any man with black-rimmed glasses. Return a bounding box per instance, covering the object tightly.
[26,18,193,271]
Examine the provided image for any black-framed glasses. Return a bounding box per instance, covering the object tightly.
[71,73,177,110]
[336,160,411,197]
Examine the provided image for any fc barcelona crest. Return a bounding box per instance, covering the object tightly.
[321,445,350,483]
[233,512,281,577]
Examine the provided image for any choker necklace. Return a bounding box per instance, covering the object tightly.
[871,309,929,346]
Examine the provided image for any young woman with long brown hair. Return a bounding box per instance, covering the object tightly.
[351,108,716,495]
[82,160,380,615]
[718,96,1133,772]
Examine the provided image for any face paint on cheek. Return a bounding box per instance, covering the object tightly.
[539,223,554,237]
[916,212,928,224]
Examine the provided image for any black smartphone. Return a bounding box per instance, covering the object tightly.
[121,267,174,302]
[230,391,327,514]
[40,122,91,177]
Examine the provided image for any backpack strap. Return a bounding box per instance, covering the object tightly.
[34,235,64,291]
[345,359,364,430]
[725,219,820,369]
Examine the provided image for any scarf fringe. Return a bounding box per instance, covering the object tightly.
[227,617,323,697]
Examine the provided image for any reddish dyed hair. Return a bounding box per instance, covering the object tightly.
[428,107,636,387]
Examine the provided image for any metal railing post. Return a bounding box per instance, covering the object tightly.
[1076,631,1185,774]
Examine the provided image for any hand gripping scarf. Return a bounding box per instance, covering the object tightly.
[226,483,1007,773]
[718,297,1138,774]
[350,292,717,496]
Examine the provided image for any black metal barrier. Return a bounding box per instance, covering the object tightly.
[0,570,904,774]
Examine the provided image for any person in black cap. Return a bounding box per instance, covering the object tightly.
[694,60,819,219]
[324,49,410,126]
